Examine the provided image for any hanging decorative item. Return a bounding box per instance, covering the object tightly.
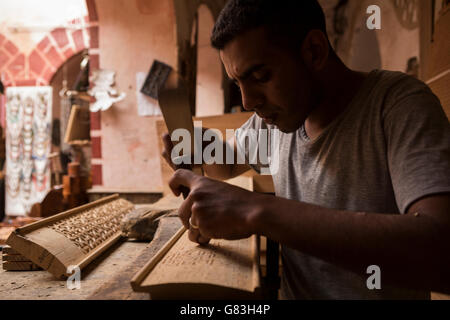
[88,70,126,112]
[5,87,52,216]
[59,80,73,154]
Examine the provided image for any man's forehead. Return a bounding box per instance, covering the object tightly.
[219,27,274,79]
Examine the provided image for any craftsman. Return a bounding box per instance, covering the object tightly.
[162,0,450,299]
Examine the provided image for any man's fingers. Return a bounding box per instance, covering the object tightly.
[169,169,197,196]
[188,229,211,246]
[161,134,177,170]
[161,150,176,170]
[179,196,212,246]
[162,133,173,151]
[188,212,211,245]
[197,235,211,245]
[188,228,200,242]
[178,195,194,229]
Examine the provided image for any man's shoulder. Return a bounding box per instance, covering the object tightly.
[367,70,440,118]
[372,70,434,103]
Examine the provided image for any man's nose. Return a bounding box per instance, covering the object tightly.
[241,86,264,111]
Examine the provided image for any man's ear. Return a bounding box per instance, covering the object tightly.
[300,30,330,72]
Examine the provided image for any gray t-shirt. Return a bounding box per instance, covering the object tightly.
[235,70,450,300]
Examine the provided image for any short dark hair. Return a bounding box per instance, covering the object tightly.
[211,0,328,50]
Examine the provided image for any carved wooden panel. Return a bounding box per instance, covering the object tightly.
[6,195,134,279]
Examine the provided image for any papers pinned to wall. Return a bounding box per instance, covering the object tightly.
[136,72,162,117]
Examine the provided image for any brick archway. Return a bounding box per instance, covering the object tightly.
[31,25,90,86]
[0,36,21,86]
[0,20,91,87]
[0,0,99,87]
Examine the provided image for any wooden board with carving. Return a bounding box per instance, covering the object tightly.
[2,245,43,271]
[5,194,134,279]
[0,227,15,245]
[131,228,261,299]
[3,261,42,271]
[88,216,183,300]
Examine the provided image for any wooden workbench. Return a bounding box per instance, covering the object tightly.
[0,215,182,300]
[3,199,445,300]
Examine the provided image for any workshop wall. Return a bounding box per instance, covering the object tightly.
[325,0,420,75]
[420,1,450,119]
[93,0,228,192]
[93,0,177,191]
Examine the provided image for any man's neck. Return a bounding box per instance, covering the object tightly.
[304,63,368,141]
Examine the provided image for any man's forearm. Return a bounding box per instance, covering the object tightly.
[203,163,234,180]
[202,138,250,180]
[252,194,450,293]
[203,163,251,180]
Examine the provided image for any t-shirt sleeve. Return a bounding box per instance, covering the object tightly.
[383,78,450,213]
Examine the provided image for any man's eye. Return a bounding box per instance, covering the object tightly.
[253,71,271,83]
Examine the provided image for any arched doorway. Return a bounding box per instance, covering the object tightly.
[49,50,90,182]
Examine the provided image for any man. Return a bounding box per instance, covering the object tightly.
[162,0,450,299]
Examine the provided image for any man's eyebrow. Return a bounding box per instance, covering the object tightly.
[232,64,266,81]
